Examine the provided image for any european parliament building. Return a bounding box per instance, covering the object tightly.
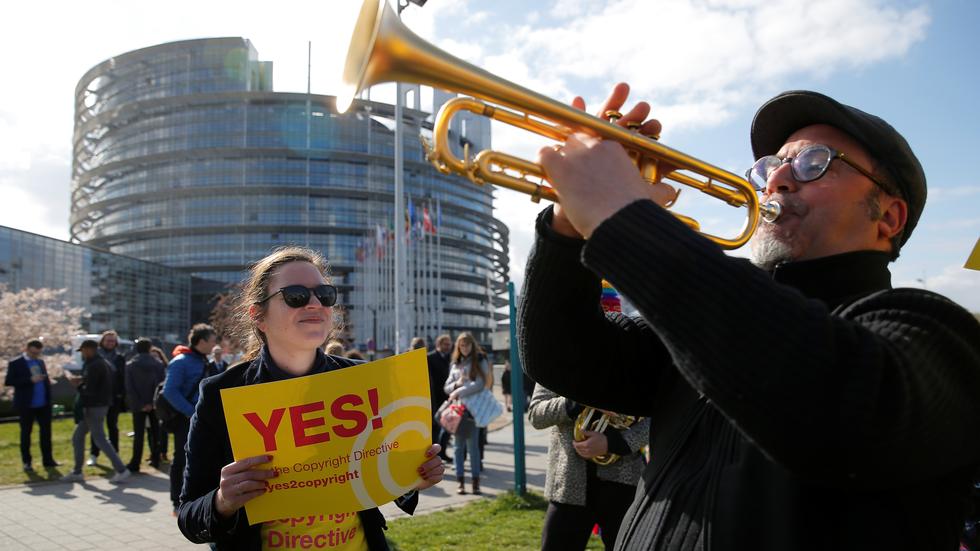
[69,37,509,348]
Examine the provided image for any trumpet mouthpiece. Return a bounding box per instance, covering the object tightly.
[761,201,782,223]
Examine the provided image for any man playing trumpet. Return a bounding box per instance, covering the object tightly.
[519,84,980,550]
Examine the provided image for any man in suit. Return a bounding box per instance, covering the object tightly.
[209,345,228,374]
[5,339,58,472]
[427,334,453,461]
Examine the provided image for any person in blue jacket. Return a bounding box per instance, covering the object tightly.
[4,339,57,472]
[177,246,444,550]
[163,323,218,514]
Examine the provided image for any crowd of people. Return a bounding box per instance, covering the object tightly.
[5,328,232,488]
[5,83,980,551]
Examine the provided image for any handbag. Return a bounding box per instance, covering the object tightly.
[153,381,181,429]
[439,403,468,435]
[460,388,504,427]
[434,399,451,423]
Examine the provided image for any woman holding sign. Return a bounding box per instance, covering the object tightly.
[177,247,444,550]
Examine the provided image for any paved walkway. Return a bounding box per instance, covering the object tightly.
[0,411,549,550]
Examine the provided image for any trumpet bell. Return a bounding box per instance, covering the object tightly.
[340,0,782,248]
[338,0,384,113]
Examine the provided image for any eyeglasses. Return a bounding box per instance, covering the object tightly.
[255,284,338,308]
[746,144,890,194]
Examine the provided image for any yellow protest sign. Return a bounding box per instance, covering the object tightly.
[966,237,980,271]
[220,348,431,525]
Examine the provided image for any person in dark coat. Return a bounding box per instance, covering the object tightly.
[427,334,452,461]
[177,246,444,550]
[62,340,131,483]
[519,85,980,550]
[124,338,165,472]
[4,339,57,471]
[89,330,126,466]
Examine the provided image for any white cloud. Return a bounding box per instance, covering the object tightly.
[442,0,928,132]
[419,0,930,285]
[928,184,980,201]
[896,264,980,313]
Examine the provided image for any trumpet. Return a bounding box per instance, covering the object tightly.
[573,407,641,466]
[339,0,782,249]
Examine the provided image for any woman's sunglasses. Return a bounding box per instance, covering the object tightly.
[254,284,338,308]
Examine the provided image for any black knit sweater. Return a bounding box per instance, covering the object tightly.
[518,201,980,551]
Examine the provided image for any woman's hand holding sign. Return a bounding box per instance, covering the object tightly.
[215,454,278,519]
[416,444,445,491]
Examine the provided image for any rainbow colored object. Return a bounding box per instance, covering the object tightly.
[600,280,622,313]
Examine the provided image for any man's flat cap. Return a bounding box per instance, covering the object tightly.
[751,90,926,244]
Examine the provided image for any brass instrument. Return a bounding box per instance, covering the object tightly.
[573,407,640,466]
[339,0,782,249]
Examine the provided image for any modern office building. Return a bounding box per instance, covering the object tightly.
[0,225,191,342]
[70,37,508,348]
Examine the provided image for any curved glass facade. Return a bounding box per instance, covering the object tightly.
[0,226,191,343]
[71,38,508,347]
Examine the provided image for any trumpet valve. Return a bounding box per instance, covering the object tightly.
[604,110,623,123]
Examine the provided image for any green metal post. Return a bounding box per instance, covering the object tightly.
[508,281,526,495]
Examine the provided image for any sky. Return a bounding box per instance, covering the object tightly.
[1,0,977,311]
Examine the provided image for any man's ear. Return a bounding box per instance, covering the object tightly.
[878,196,908,242]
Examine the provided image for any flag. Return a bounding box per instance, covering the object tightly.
[422,205,435,234]
[407,195,415,234]
[600,280,622,313]
[375,225,386,259]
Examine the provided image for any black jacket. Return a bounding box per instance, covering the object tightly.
[519,202,980,551]
[78,356,112,408]
[125,353,165,410]
[4,355,51,411]
[100,348,126,408]
[426,349,451,411]
[177,348,418,550]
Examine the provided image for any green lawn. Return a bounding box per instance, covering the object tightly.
[0,413,163,485]
[386,491,604,550]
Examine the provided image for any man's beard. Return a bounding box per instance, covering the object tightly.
[750,230,795,271]
[749,195,806,271]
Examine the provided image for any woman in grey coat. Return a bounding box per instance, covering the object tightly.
[443,332,490,495]
[528,384,649,551]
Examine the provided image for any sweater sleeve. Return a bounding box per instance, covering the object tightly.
[527,384,574,430]
[518,206,674,417]
[442,367,459,396]
[163,359,196,417]
[583,199,980,486]
[606,416,651,457]
[178,378,246,543]
[124,362,139,409]
[5,360,30,388]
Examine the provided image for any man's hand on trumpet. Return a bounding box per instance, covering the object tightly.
[540,82,676,239]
